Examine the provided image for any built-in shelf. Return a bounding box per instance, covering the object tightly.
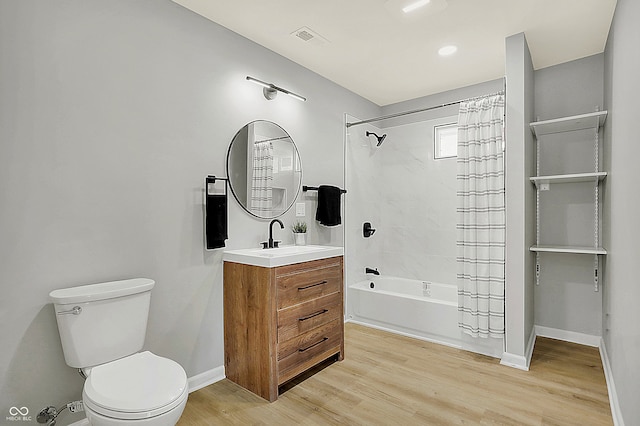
[531,109,608,292]
[530,245,607,255]
[530,172,607,187]
[530,111,608,137]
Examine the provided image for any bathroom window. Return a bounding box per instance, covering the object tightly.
[434,123,458,159]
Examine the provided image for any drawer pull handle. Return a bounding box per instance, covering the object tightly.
[298,309,328,322]
[299,337,329,352]
[298,280,328,291]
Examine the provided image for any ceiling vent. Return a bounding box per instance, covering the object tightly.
[291,27,329,46]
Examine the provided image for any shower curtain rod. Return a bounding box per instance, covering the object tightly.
[345,90,505,128]
[255,135,291,143]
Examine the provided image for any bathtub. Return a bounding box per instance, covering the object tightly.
[348,276,461,348]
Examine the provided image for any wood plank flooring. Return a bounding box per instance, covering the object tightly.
[178,323,612,425]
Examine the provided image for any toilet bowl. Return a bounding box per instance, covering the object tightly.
[82,352,188,426]
[49,278,189,426]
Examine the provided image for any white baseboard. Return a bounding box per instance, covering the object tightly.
[188,365,226,393]
[500,325,535,371]
[534,325,601,347]
[524,324,536,368]
[599,339,625,426]
[500,351,529,370]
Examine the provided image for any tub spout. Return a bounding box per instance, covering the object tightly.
[365,267,380,275]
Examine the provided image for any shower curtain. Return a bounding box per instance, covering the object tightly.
[250,141,274,214]
[456,94,505,338]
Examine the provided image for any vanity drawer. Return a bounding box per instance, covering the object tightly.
[277,292,342,342]
[224,255,344,402]
[276,257,342,309]
[277,319,342,383]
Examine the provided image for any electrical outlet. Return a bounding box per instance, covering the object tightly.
[422,281,432,297]
[295,202,305,217]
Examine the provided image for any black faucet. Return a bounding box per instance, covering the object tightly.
[267,219,284,249]
[365,267,380,275]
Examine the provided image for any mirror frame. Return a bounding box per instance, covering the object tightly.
[226,120,302,219]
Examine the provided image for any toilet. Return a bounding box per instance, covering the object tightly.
[49,278,188,426]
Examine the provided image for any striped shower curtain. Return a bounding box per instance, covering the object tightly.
[250,141,273,214]
[456,94,505,338]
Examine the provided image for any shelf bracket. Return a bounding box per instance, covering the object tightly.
[594,255,599,292]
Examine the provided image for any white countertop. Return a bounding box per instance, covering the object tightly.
[223,245,344,268]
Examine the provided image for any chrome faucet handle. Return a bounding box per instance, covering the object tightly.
[57,306,82,316]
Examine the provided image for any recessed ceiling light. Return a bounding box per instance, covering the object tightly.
[438,45,457,56]
[402,0,431,13]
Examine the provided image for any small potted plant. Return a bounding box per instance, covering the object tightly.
[291,220,307,246]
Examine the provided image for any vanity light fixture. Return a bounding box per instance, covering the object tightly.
[402,0,431,13]
[246,76,307,102]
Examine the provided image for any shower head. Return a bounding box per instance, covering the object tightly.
[366,131,387,147]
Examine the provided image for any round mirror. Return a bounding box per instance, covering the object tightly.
[227,120,302,219]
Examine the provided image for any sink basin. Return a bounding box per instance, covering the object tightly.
[223,245,344,268]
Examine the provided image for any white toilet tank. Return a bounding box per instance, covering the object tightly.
[49,278,155,369]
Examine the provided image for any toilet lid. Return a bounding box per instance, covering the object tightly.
[83,351,187,418]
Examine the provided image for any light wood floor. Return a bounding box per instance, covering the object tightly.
[179,323,612,425]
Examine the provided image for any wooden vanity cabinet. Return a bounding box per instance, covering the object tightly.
[223,256,344,402]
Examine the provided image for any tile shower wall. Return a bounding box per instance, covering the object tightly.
[344,117,383,290]
[379,117,458,284]
[345,115,457,287]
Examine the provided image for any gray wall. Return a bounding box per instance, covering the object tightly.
[603,0,640,422]
[504,33,536,364]
[533,54,605,336]
[0,1,378,423]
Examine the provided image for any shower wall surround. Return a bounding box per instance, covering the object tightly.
[345,79,505,291]
[378,117,458,283]
[345,116,457,287]
[344,117,383,291]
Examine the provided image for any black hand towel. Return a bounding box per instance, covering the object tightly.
[315,185,342,226]
[206,194,228,249]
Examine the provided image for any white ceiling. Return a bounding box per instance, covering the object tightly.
[172,0,617,106]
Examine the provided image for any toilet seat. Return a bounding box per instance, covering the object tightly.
[83,351,188,420]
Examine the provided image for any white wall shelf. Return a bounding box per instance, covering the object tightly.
[530,172,607,187]
[530,111,608,137]
[531,109,608,292]
[530,245,607,255]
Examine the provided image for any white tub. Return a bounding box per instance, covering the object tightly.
[348,276,461,348]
